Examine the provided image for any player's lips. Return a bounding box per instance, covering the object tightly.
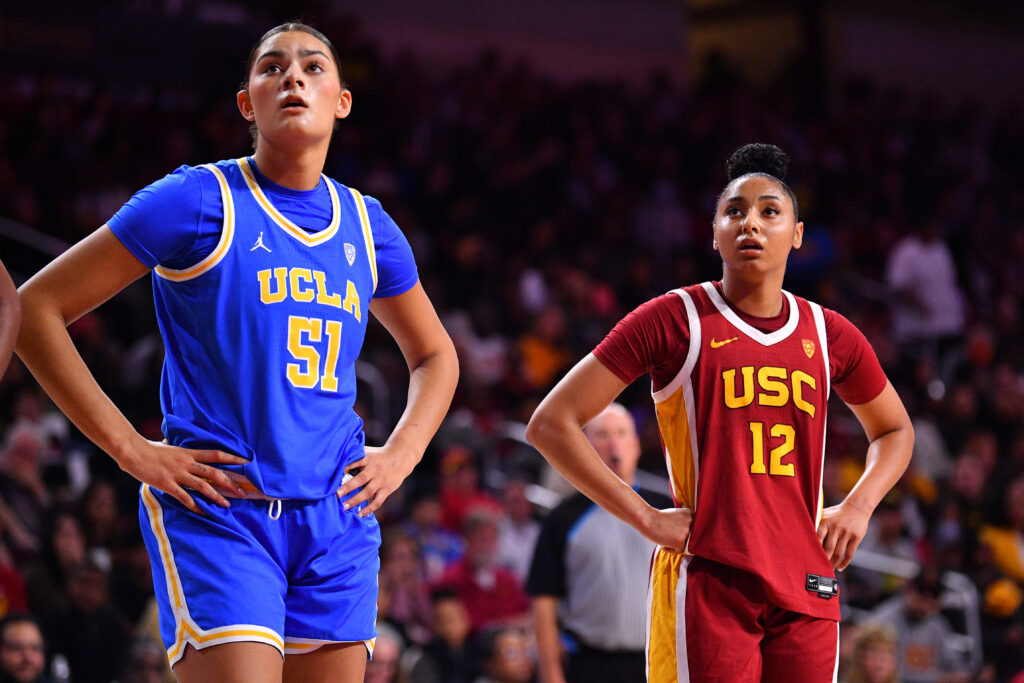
[738,238,764,252]
[280,95,308,109]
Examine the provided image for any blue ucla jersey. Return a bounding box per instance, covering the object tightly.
[110,158,417,499]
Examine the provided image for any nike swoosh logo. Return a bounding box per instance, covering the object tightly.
[710,337,739,348]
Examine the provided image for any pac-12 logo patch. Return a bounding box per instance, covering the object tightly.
[344,243,356,266]
[802,339,815,359]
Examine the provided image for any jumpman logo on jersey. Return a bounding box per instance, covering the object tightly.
[250,232,271,253]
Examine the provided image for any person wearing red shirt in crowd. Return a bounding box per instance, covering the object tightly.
[527,144,914,682]
[437,446,501,532]
[433,510,529,634]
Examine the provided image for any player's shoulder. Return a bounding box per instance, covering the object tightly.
[627,289,692,325]
[155,160,236,197]
[324,179,390,226]
[789,293,858,335]
[123,162,227,214]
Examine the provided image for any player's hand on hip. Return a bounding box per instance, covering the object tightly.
[117,437,247,513]
[336,445,415,517]
[644,506,693,551]
[817,500,872,571]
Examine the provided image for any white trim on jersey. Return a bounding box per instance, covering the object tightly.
[810,302,831,529]
[651,289,702,404]
[676,555,692,683]
[651,288,702,554]
[237,157,341,247]
[810,302,831,398]
[832,622,841,682]
[702,281,799,346]
[154,164,235,282]
[347,188,378,294]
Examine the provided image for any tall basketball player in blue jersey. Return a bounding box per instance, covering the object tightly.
[16,23,459,682]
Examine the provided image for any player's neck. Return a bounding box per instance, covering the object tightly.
[719,272,786,318]
[252,142,328,191]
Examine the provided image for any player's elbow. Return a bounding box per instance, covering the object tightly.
[525,406,557,453]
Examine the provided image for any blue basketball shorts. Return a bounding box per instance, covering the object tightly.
[138,483,381,667]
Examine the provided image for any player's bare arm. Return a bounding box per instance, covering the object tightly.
[817,380,914,570]
[527,354,691,550]
[336,281,458,516]
[16,225,247,513]
[0,260,21,379]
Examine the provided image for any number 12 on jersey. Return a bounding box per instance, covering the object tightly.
[286,315,343,392]
[748,422,796,476]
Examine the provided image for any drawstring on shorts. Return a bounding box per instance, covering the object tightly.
[268,499,283,520]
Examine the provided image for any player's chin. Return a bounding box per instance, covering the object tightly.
[264,120,332,146]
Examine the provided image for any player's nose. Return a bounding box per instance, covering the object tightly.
[741,214,762,233]
[282,64,305,89]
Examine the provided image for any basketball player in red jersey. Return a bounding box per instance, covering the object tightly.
[526,143,913,682]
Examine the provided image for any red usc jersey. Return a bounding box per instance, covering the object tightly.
[595,282,888,621]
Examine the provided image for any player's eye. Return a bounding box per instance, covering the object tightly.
[763,206,780,216]
[262,63,282,74]
[306,61,325,73]
[725,206,743,217]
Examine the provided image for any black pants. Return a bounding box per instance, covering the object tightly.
[566,645,646,683]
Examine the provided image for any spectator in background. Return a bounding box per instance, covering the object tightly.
[842,624,899,683]
[379,530,433,646]
[472,626,535,683]
[495,477,539,584]
[6,391,67,471]
[979,473,1024,583]
[21,513,85,617]
[0,543,27,623]
[435,510,530,634]
[885,219,965,375]
[516,306,571,392]
[365,622,405,683]
[115,638,167,683]
[0,614,51,683]
[406,588,474,683]
[401,490,463,582]
[869,567,970,682]
[42,560,128,683]
[77,479,124,570]
[438,446,501,533]
[0,426,50,556]
[527,404,669,683]
[846,493,919,607]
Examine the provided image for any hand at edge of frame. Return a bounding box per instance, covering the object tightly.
[116,436,248,514]
[817,500,872,571]
[644,506,693,551]
[335,445,417,517]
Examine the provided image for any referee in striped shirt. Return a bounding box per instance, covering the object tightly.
[527,403,671,683]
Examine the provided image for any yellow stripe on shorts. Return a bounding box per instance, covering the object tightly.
[648,547,687,683]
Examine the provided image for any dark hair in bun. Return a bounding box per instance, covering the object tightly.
[726,143,790,181]
[720,143,799,219]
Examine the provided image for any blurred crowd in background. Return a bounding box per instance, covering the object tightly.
[1,9,1024,683]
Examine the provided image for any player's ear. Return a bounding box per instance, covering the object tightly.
[792,221,804,250]
[238,90,255,122]
[335,89,352,120]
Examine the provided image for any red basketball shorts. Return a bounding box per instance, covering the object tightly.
[646,549,839,682]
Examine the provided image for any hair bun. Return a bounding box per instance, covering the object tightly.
[726,143,790,181]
